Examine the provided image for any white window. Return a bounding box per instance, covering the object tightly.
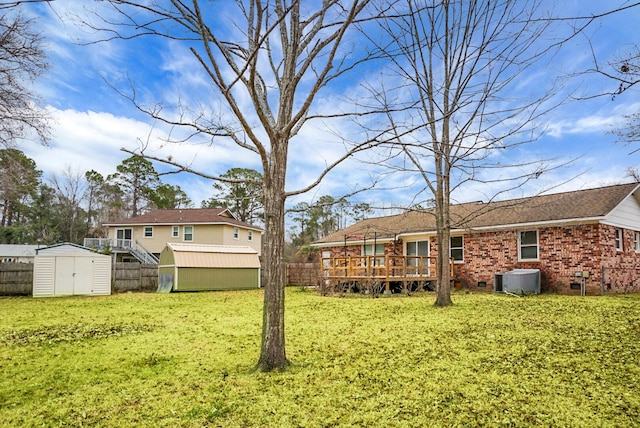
[519,230,538,261]
[406,240,429,266]
[233,227,239,240]
[634,231,640,252]
[450,236,464,262]
[615,229,623,251]
[172,226,180,238]
[116,228,133,248]
[363,243,385,266]
[144,226,153,238]
[184,226,193,242]
[248,230,253,241]
[363,243,384,256]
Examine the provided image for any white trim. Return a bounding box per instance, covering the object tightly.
[518,230,539,262]
[450,235,464,263]
[615,228,623,252]
[310,237,395,247]
[311,219,608,248]
[104,220,263,232]
[183,225,194,242]
[463,217,603,233]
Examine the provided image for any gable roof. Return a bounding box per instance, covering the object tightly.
[162,243,260,268]
[314,182,640,245]
[35,242,101,255]
[104,208,262,231]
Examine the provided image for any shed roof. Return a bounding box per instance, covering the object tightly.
[314,182,640,245]
[35,242,104,256]
[163,243,261,268]
[104,208,262,231]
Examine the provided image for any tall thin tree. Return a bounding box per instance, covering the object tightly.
[369,0,570,306]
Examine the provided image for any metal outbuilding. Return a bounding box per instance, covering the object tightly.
[33,243,112,297]
[158,243,261,292]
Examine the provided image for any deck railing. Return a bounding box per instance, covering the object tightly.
[84,238,133,252]
[321,255,453,281]
[83,238,159,264]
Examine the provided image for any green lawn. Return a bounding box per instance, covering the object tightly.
[1,289,639,427]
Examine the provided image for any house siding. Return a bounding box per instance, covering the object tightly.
[604,193,640,230]
[174,267,259,291]
[109,224,262,255]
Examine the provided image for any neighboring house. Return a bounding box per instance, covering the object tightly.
[84,208,263,263]
[312,182,640,295]
[0,244,40,263]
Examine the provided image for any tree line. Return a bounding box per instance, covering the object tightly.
[0,150,192,245]
[0,148,362,247]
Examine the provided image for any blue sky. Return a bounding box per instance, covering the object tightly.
[17,1,640,214]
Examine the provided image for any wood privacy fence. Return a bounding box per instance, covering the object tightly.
[112,263,158,292]
[286,263,321,287]
[0,262,158,295]
[0,263,33,295]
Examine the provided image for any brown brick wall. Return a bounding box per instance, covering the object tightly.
[457,223,640,295]
[456,225,602,294]
[319,223,640,295]
[599,225,640,293]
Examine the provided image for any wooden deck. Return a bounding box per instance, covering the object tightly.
[320,255,453,293]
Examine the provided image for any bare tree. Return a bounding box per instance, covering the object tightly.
[367,0,572,306]
[0,11,49,146]
[49,166,88,243]
[606,46,640,151]
[0,1,54,10]
[563,3,640,150]
[83,1,378,371]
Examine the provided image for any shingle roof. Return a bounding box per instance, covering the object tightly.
[314,182,640,244]
[104,208,262,231]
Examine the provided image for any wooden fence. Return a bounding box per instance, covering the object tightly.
[286,263,321,287]
[0,263,33,295]
[0,262,158,295]
[112,263,158,292]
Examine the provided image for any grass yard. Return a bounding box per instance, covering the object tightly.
[1,289,639,427]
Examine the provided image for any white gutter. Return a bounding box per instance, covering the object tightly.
[312,216,605,247]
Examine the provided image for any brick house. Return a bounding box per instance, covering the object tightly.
[312,182,640,295]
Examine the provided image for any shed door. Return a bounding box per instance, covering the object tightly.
[54,257,75,296]
[74,258,94,294]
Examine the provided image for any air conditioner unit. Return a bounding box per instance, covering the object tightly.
[497,269,540,295]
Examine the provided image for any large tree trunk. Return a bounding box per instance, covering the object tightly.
[256,143,289,372]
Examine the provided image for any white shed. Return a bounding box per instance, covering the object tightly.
[33,243,112,297]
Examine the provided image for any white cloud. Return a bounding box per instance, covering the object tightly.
[22,108,139,177]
